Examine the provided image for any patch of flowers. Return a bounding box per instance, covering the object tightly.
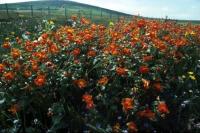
[0,17,200,132]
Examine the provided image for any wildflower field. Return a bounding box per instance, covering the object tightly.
[0,17,200,133]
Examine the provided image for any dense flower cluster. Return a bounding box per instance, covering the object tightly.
[0,17,200,132]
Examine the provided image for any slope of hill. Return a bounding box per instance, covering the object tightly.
[0,0,199,24]
[0,0,132,21]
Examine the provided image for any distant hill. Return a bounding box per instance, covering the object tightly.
[0,0,199,24]
[0,0,132,20]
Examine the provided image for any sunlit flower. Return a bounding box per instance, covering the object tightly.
[127,121,138,133]
[189,75,196,80]
[82,93,94,109]
[74,79,87,89]
[109,21,114,26]
[98,76,109,86]
[72,48,81,56]
[182,75,186,78]
[142,78,150,90]
[12,63,21,71]
[87,49,96,57]
[137,19,146,28]
[0,64,5,73]
[11,48,21,59]
[34,74,46,87]
[32,62,39,72]
[23,70,32,78]
[49,20,54,25]
[123,48,131,55]
[188,71,194,75]
[3,71,15,81]
[49,44,59,54]
[157,102,170,114]
[116,67,128,76]
[143,55,153,62]
[139,66,150,74]
[121,98,134,112]
[2,42,11,49]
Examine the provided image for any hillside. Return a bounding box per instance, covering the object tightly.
[0,0,132,21]
[0,0,200,24]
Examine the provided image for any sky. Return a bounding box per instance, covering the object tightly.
[0,0,199,20]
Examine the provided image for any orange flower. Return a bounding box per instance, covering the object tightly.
[112,123,120,133]
[67,34,74,41]
[84,33,93,41]
[137,19,146,28]
[91,24,97,31]
[142,78,150,90]
[71,15,77,21]
[121,98,134,112]
[0,64,5,73]
[66,28,74,34]
[123,48,131,55]
[137,108,155,120]
[16,37,22,44]
[12,63,21,71]
[82,93,93,103]
[74,79,87,89]
[41,33,48,40]
[34,74,46,87]
[98,76,109,86]
[157,102,169,114]
[139,66,149,74]
[11,48,21,59]
[72,48,81,56]
[85,101,94,109]
[8,104,20,115]
[153,82,163,92]
[3,71,15,81]
[81,18,90,25]
[23,70,32,78]
[143,55,153,62]
[75,38,83,45]
[116,67,128,76]
[24,45,33,52]
[49,44,59,54]
[111,48,119,55]
[2,42,11,49]
[32,63,39,72]
[30,60,39,72]
[127,121,138,133]
[87,50,96,57]
[33,51,47,62]
[82,93,94,109]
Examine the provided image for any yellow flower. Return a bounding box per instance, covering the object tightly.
[190,31,196,35]
[185,31,196,37]
[189,75,196,80]
[182,75,186,78]
[109,21,114,26]
[185,32,189,37]
[11,32,15,35]
[5,37,9,40]
[187,71,194,75]
[49,20,54,25]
